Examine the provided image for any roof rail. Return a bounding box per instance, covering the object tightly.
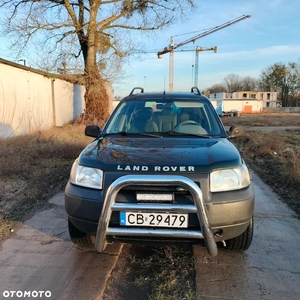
[129,87,144,95]
[191,86,201,95]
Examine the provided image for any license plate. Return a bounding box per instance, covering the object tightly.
[120,212,188,228]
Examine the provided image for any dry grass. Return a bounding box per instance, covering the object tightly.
[103,244,196,300]
[232,130,300,216]
[0,124,91,239]
[222,114,300,216]
[221,113,300,127]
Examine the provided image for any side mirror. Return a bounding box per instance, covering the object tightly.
[85,125,101,138]
[227,126,246,138]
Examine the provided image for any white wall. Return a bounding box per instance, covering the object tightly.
[209,99,263,113]
[223,100,263,113]
[209,91,277,113]
[52,79,86,127]
[0,58,112,138]
[0,63,54,138]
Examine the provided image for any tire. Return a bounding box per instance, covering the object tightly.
[68,218,95,246]
[224,217,254,251]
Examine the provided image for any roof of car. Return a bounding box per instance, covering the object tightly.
[122,87,210,102]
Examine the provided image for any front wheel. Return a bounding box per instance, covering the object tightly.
[224,217,254,251]
[68,218,95,246]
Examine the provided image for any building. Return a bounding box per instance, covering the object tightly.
[208,91,277,114]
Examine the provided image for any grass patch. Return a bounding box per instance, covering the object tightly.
[222,114,300,217]
[231,130,300,216]
[103,244,196,300]
[0,124,90,238]
[221,113,300,127]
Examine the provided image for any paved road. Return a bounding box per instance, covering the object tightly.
[224,126,300,131]
[194,171,300,300]
[0,193,122,300]
[246,126,300,131]
[1,172,300,300]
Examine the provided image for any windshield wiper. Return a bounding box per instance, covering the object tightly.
[164,130,212,138]
[103,132,162,138]
[102,131,128,137]
[132,132,162,138]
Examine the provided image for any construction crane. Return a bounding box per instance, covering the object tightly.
[157,15,251,91]
[164,46,218,88]
[132,46,213,88]
[194,46,217,87]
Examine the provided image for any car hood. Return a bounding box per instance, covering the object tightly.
[79,137,242,173]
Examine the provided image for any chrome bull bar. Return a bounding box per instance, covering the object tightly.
[95,175,218,257]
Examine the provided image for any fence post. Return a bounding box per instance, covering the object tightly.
[51,79,56,126]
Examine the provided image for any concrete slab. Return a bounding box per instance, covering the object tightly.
[194,171,300,300]
[0,192,122,300]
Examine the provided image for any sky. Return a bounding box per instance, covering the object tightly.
[1,0,300,98]
[114,0,300,97]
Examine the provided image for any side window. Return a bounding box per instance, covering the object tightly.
[201,103,222,135]
[198,107,210,132]
[105,102,134,133]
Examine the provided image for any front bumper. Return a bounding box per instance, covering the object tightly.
[65,175,254,257]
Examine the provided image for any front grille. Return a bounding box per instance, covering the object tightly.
[116,182,200,205]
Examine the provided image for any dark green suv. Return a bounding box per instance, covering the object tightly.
[65,87,254,257]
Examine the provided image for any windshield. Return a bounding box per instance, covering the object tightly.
[104,98,225,136]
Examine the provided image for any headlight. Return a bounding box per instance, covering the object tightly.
[210,164,250,192]
[70,161,103,189]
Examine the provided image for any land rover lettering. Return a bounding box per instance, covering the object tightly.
[117,165,149,171]
[153,166,195,172]
[117,165,195,172]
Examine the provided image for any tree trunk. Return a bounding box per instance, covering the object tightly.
[83,5,110,126]
[84,68,110,126]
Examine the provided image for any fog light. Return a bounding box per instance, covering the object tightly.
[214,230,223,238]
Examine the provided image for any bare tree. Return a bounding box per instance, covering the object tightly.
[206,83,227,93]
[1,0,195,124]
[206,75,258,94]
[240,76,258,91]
[223,73,241,92]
